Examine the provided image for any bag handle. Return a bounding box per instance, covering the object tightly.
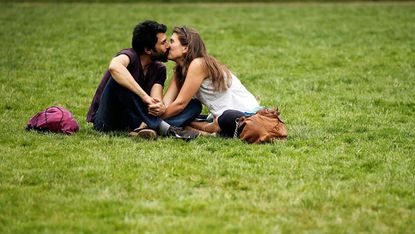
[44,106,65,131]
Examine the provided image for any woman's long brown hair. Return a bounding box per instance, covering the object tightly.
[173,26,231,91]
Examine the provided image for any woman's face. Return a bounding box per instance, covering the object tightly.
[168,33,187,61]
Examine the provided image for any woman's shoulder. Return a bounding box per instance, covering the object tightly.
[188,57,208,74]
[189,57,205,67]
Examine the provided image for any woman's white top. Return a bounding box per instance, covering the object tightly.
[195,73,259,117]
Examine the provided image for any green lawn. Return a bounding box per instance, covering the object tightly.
[1,2,414,233]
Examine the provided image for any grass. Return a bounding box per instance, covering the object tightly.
[1,2,414,233]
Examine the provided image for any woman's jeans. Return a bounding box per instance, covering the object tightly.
[93,78,202,132]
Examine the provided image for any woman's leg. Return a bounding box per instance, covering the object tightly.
[217,110,246,138]
[163,99,202,127]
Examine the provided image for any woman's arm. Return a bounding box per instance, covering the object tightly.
[161,58,207,119]
[148,72,180,116]
[150,84,164,101]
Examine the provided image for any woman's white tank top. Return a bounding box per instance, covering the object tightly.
[195,73,259,117]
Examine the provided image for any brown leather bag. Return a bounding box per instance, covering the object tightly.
[236,108,287,144]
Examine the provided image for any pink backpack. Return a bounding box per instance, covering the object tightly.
[26,106,79,134]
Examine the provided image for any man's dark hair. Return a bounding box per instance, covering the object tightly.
[132,20,167,55]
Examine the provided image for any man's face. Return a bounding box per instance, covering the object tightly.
[151,32,170,62]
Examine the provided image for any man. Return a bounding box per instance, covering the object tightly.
[86,20,201,139]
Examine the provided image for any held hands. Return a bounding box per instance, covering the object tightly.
[143,96,159,106]
[148,98,166,117]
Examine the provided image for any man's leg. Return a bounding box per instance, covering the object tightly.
[94,78,161,131]
[164,99,202,127]
[93,79,125,132]
[94,78,199,140]
[111,78,164,130]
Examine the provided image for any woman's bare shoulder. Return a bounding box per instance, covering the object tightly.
[189,57,206,68]
[187,58,209,80]
[188,57,208,75]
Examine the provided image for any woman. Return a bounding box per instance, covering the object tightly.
[150,26,260,137]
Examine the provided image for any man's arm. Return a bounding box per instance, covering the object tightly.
[108,54,157,105]
[162,74,180,107]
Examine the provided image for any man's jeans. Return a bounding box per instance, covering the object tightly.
[93,78,202,132]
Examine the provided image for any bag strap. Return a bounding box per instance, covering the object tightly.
[233,119,239,139]
[233,114,251,139]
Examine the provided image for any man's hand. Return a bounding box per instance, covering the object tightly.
[148,99,166,116]
[143,96,159,106]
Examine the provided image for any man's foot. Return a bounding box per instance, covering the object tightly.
[129,128,158,139]
[166,126,200,141]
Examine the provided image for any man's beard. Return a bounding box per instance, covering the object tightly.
[151,49,169,62]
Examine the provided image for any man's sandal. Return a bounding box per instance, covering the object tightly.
[128,127,158,139]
